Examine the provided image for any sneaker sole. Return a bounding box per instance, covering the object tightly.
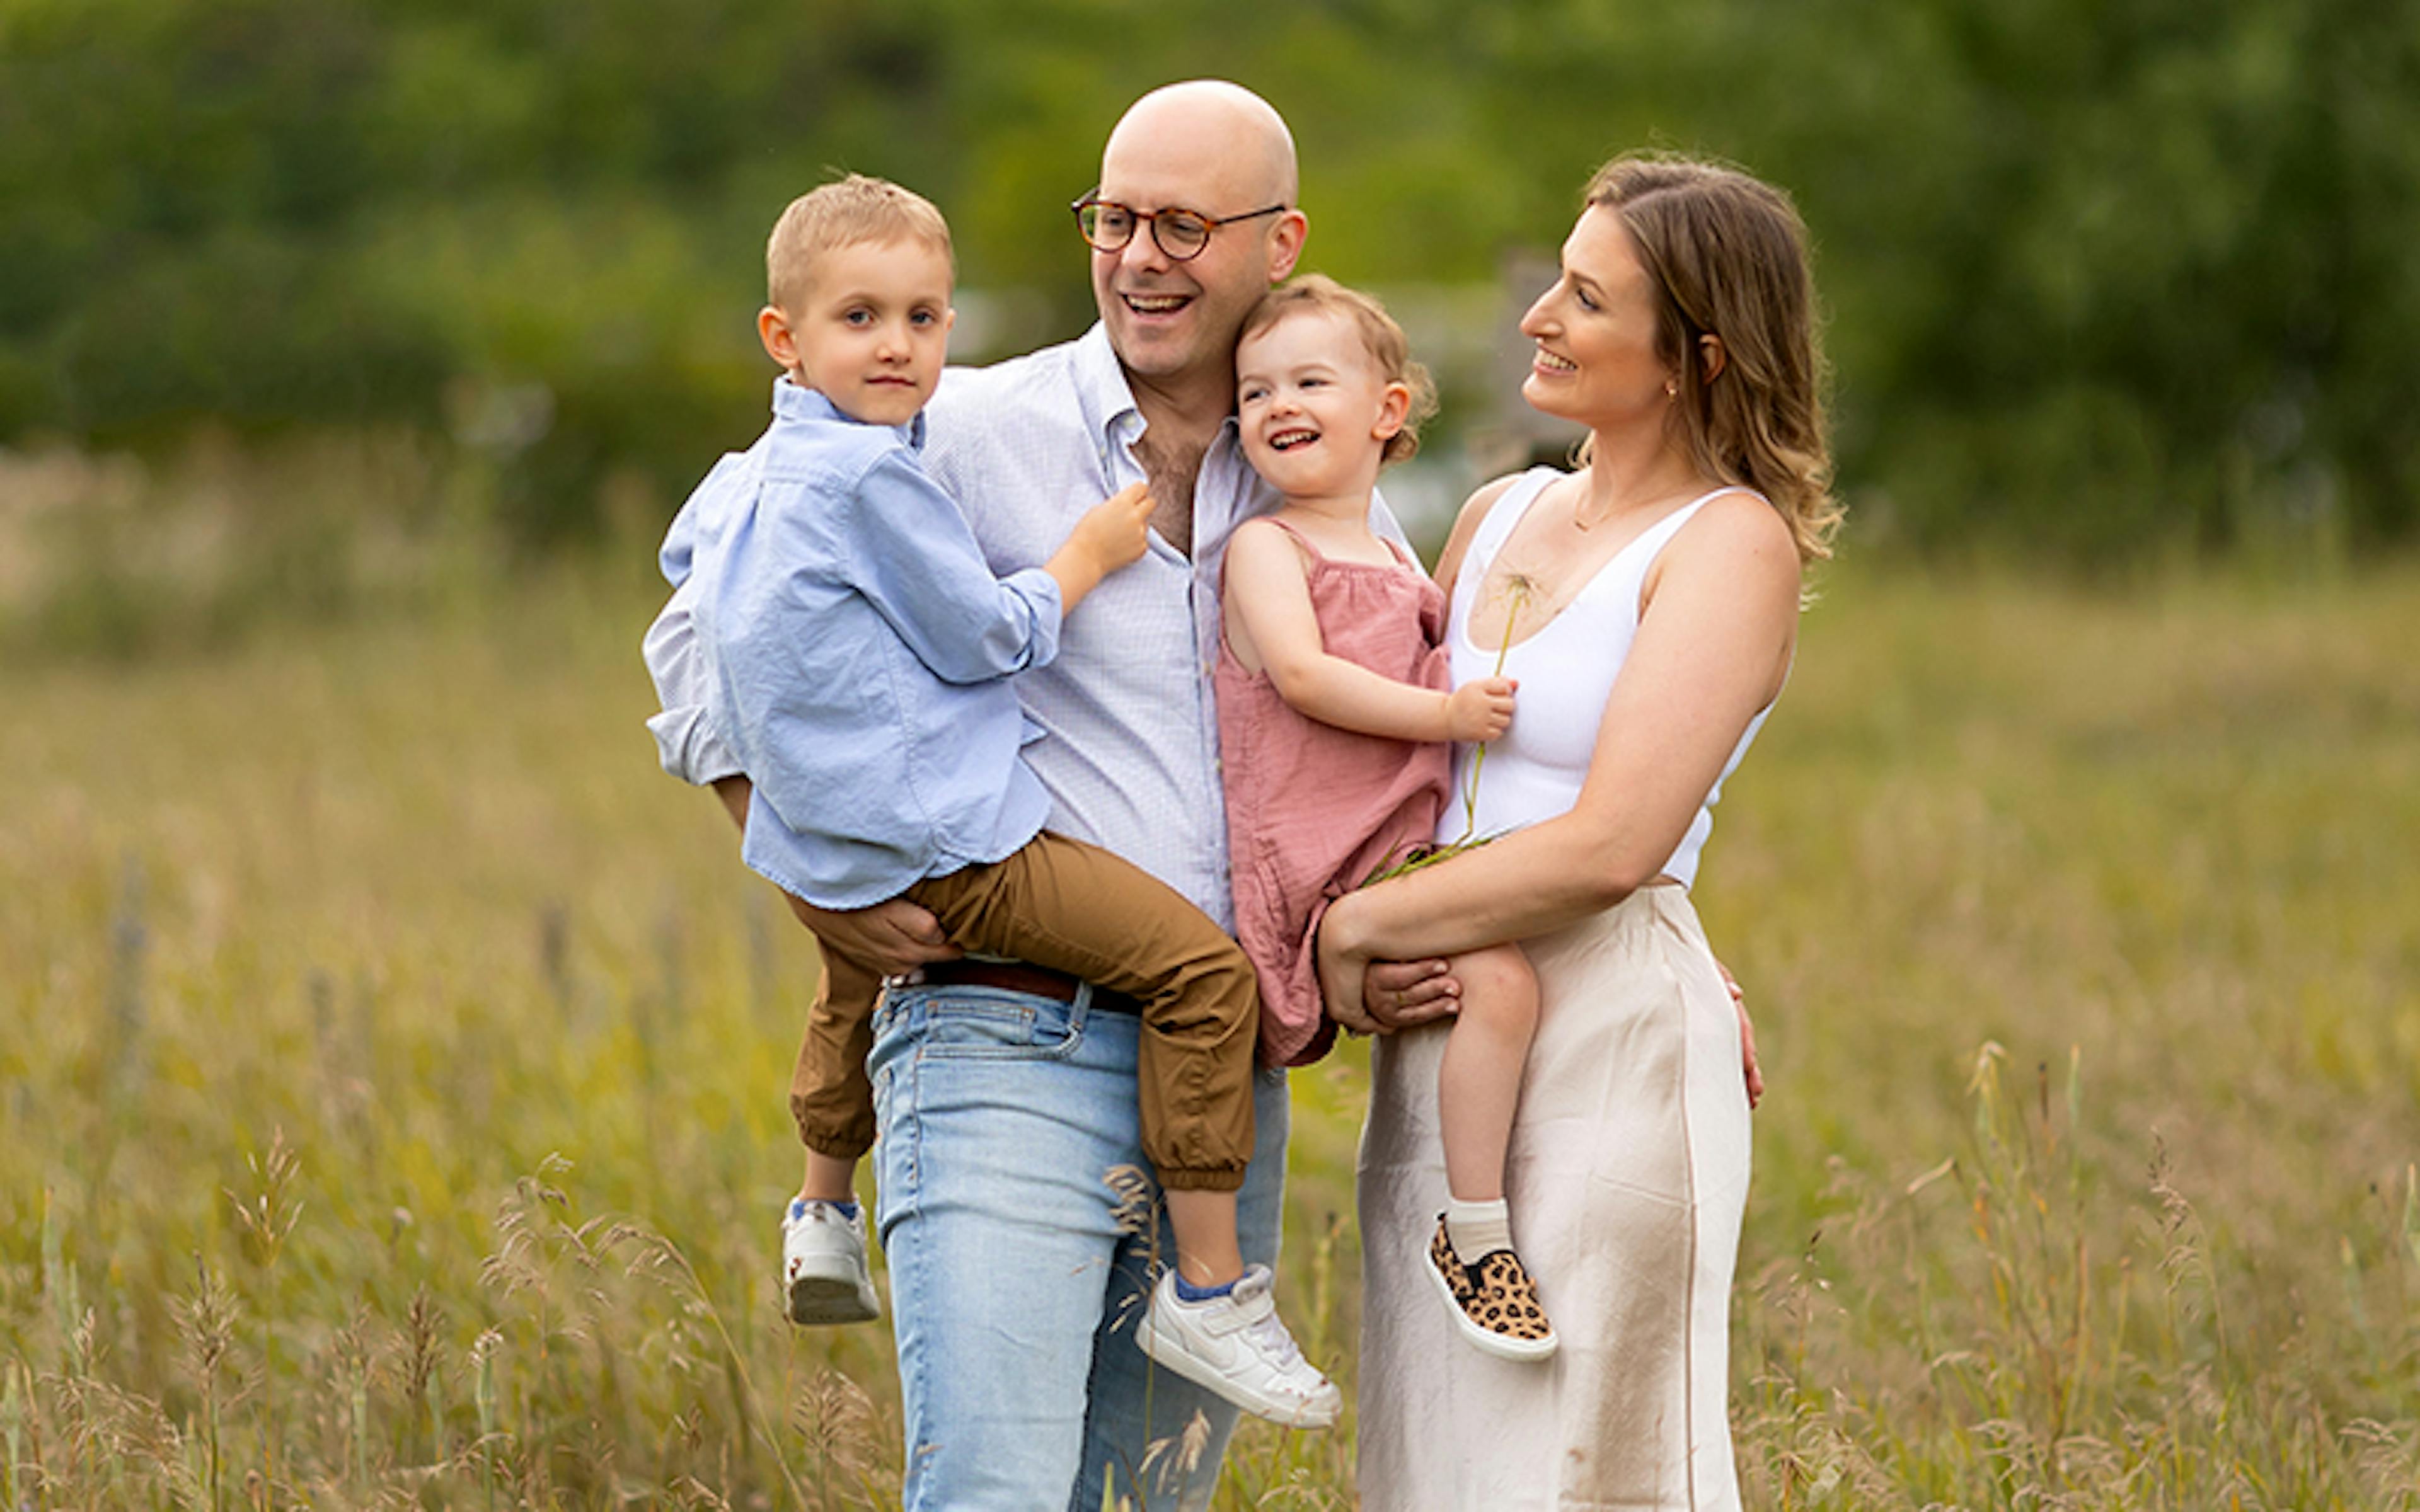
[1424,1244,1558,1362]
[1132,1314,1342,1429]
[786,1266,880,1327]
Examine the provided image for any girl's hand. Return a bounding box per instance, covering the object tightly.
[1444,677,1517,742]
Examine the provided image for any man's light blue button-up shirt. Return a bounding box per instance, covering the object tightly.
[645,324,1403,931]
[662,379,1062,909]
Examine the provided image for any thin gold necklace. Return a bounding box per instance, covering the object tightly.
[1570,479,1696,532]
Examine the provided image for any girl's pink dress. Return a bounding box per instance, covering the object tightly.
[1215,521,1454,1067]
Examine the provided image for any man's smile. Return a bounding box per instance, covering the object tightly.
[1120,292,1193,315]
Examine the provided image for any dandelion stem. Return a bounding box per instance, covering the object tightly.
[1455,577,1528,845]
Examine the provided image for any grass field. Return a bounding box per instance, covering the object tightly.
[3,549,2417,1509]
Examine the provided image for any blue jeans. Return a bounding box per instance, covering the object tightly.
[868,978,1290,1512]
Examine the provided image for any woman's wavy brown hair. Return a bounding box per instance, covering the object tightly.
[1582,154,1841,563]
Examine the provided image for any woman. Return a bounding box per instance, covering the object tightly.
[1321,154,1839,1509]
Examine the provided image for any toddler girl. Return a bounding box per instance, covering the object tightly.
[1216,275,1557,1360]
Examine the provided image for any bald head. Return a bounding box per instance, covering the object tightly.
[1103,80,1298,209]
[1088,81,1307,408]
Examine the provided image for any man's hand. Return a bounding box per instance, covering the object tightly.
[786,893,961,979]
[713,774,959,975]
[1358,957,1461,1032]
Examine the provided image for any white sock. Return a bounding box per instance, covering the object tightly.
[1444,1198,1511,1265]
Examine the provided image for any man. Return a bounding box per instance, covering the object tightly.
[645,81,1458,1510]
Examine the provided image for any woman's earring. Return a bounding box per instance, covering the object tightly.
[1664,379,1677,398]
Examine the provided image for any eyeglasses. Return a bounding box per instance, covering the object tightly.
[1070,193,1289,262]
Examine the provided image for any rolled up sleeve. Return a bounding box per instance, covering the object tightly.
[642,576,744,784]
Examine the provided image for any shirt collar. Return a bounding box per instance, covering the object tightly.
[1067,323,1242,457]
[773,375,926,449]
[1068,324,1143,453]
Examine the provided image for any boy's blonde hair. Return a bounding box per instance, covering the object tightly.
[1239,275,1438,464]
[766,174,954,312]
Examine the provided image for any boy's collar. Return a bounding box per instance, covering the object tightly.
[772,374,926,449]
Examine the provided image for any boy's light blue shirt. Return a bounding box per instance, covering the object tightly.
[666,377,1063,909]
[645,324,1409,931]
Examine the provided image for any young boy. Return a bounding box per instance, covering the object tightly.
[652,175,1339,1427]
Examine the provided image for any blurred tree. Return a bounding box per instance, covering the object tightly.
[1,0,2413,555]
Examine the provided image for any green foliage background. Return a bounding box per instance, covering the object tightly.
[5,0,2419,555]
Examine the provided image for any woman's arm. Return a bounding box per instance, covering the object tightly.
[1223,518,1512,743]
[1320,493,1800,1002]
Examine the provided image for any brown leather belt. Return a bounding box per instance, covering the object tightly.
[909,959,1143,1016]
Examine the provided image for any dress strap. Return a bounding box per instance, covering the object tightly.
[1252,514,1324,560]
[1245,512,1419,570]
[1236,510,1429,578]
[1217,512,1323,605]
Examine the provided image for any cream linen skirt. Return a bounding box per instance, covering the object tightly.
[1356,886,1750,1511]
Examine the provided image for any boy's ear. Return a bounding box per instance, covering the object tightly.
[758,305,799,372]
[1372,379,1412,440]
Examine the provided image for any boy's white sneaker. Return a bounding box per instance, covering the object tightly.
[1132,1264,1341,1429]
[780,1198,880,1326]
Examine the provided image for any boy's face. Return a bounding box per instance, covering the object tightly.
[769,236,954,427]
[1235,309,1409,502]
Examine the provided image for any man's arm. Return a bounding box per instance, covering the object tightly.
[710,776,960,976]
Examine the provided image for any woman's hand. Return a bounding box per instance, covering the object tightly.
[1717,959,1764,1109]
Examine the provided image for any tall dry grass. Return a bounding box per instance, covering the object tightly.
[2,500,2415,1506]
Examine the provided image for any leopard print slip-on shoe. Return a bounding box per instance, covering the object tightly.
[1424,1213,1559,1362]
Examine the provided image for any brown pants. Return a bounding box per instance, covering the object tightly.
[788,830,1260,1191]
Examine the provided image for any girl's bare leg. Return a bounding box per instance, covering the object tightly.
[1437,943,1540,1203]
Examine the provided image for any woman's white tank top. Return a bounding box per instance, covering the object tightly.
[1438,467,1775,889]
